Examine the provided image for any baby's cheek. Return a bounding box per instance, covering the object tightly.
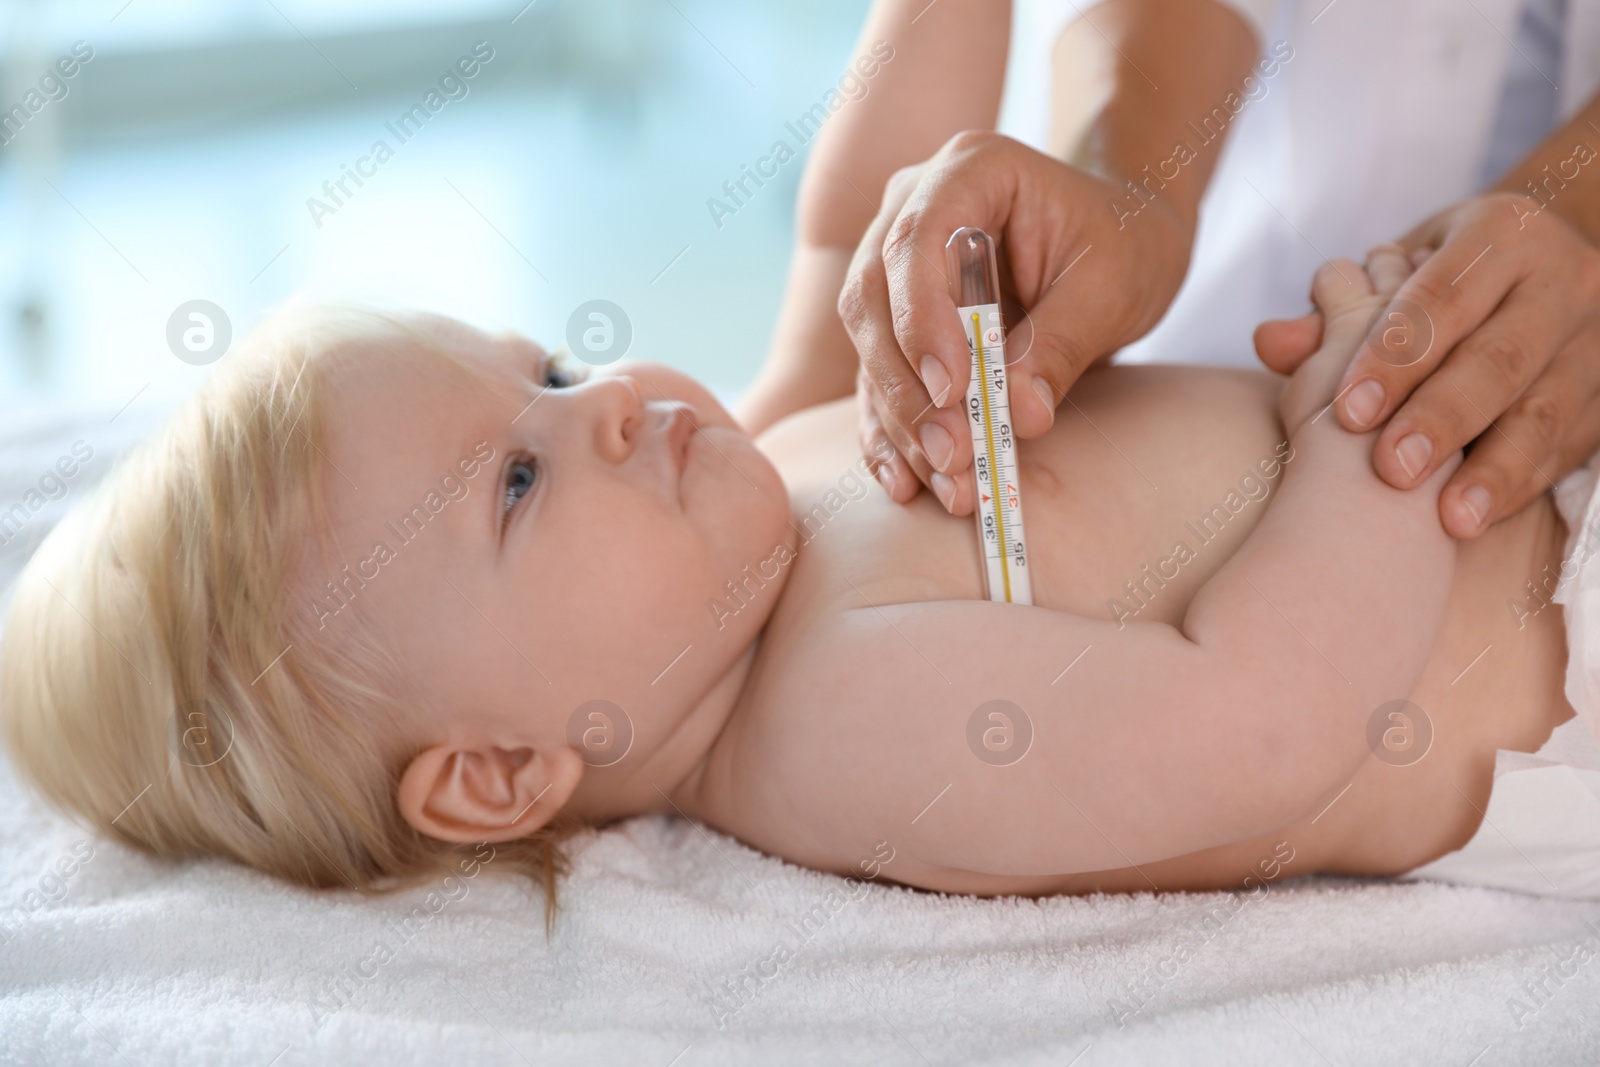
[723,462,797,566]
[588,504,703,589]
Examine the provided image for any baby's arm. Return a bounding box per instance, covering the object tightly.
[734,0,1009,436]
[812,255,1460,875]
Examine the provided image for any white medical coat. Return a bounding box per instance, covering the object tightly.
[999,0,1600,366]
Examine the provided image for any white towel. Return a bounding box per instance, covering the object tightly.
[6,778,1600,1065]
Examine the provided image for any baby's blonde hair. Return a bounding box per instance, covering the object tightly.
[0,306,583,930]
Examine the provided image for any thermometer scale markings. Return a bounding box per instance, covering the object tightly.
[958,302,1031,605]
[946,225,1030,605]
[971,310,1013,603]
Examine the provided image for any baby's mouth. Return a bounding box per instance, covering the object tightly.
[664,403,697,502]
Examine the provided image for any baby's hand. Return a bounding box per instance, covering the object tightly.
[1273,245,1415,437]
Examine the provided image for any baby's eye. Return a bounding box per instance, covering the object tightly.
[543,351,586,389]
[502,456,538,525]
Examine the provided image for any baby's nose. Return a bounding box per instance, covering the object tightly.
[586,374,644,462]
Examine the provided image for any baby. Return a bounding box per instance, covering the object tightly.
[0,2,1581,922]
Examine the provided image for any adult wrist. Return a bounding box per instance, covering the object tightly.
[1118,194,1197,336]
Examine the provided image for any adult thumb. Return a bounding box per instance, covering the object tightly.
[999,260,1132,439]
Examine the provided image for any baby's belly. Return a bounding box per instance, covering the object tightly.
[755,364,1574,892]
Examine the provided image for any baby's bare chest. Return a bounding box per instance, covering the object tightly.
[754,367,1292,631]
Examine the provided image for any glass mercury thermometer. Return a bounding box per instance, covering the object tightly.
[946,226,1032,605]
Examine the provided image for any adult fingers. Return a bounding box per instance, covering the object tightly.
[857,362,977,515]
[869,368,977,514]
[841,160,981,507]
[879,133,1135,450]
[841,168,938,466]
[1487,394,1600,530]
[998,192,1193,441]
[872,138,1005,420]
[1334,204,1537,436]
[1513,388,1600,513]
[1394,209,1452,256]
[856,364,919,503]
[1436,337,1600,537]
[999,282,1114,441]
[1368,278,1570,493]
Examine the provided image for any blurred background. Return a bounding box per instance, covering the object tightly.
[0,0,871,414]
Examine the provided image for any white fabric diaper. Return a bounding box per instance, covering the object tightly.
[1404,451,1600,897]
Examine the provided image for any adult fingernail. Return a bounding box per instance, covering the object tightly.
[874,461,896,494]
[919,355,952,408]
[919,422,954,473]
[1031,377,1056,427]
[931,471,956,511]
[1460,484,1490,530]
[1394,432,1433,481]
[1343,379,1385,428]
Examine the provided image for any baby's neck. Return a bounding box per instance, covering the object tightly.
[562,635,762,825]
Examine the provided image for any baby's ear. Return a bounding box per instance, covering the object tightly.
[397,740,583,844]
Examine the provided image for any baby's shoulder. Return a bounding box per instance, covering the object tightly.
[689,607,930,860]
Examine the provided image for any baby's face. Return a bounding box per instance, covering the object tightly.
[305,316,791,785]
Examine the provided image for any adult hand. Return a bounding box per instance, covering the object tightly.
[841,130,1194,515]
[1255,192,1600,538]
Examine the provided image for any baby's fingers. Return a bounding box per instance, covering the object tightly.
[1363,243,1414,300]
[1255,245,1405,379]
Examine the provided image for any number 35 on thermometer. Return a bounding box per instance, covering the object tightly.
[947,227,1032,606]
